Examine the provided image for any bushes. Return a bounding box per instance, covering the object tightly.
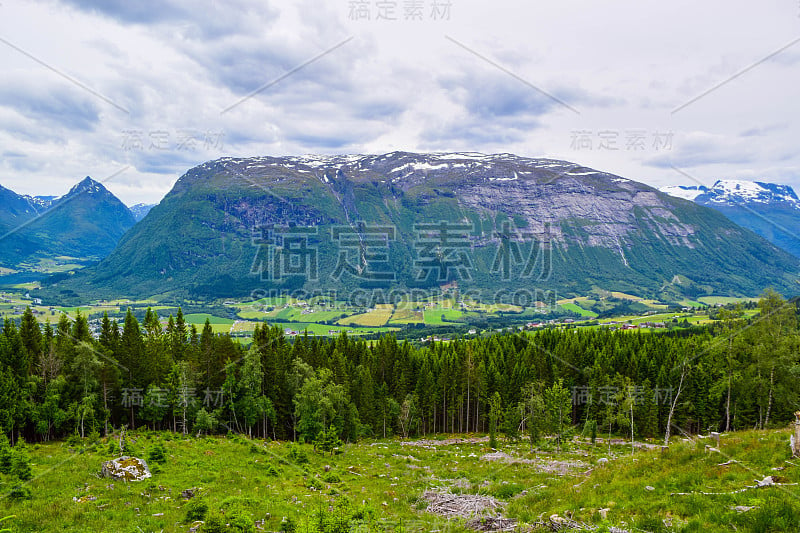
[314,426,342,456]
[10,450,31,481]
[279,517,296,533]
[184,498,208,522]
[147,442,168,465]
[286,444,309,465]
[66,433,82,450]
[0,437,32,481]
[322,471,341,484]
[200,512,226,533]
[492,483,524,499]
[306,477,324,490]
[199,497,258,533]
[8,484,31,500]
[311,497,375,533]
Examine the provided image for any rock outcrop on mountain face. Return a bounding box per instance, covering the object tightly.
[662,180,800,258]
[47,153,800,303]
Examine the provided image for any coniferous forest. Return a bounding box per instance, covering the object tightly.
[0,290,798,448]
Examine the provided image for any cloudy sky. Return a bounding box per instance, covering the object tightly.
[0,0,799,204]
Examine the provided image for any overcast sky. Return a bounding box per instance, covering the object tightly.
[1,0,799,205]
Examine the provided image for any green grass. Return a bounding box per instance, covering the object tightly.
[559,303,598,318]
[182,313,235,325]
[268,322,397,336]
[423,308,464,325]
[698,296,757,306]
[3,429,797,532]
[510,429,800,532]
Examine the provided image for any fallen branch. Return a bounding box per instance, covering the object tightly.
[670,476,798,496]
[465,516,518,532]
[530,514,599,531]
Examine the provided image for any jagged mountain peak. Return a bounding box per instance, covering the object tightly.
[63,176,107,198]
[0,175,137,268]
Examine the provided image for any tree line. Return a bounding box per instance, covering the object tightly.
[0,290,798,447]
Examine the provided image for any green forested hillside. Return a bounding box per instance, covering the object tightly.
[0,177,136,268]
[1,291,797,446]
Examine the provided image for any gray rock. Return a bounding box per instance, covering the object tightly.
[101,456,152,481]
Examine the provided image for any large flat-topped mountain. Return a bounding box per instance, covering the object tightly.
[47,153,800,303]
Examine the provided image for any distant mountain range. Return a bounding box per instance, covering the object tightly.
[661,180,800,258]
[0,178,140,271]
[129,203,155,222]
[43,153,800,304]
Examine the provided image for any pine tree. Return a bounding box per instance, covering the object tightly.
[544,379,572,452]
[19,307,41,373]
[488,391,502,449]
[314,425,342,456]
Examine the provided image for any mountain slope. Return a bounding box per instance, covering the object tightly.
[129,203,155,222]
[0,184,45,227]
[0,177,137,267]
[661,180,800,258]
[49,153,800,303]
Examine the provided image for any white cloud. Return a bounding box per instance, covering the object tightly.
[0,0,798,205]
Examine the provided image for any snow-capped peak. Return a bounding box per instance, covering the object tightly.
[706,179,799,206]
[662,180,799,207]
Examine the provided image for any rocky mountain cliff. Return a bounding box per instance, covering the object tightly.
[47,153,800,303]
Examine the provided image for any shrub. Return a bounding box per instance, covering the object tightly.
[66,433,82,450]
[287,444,308,465]
[307,477,324,490]
[322,472,341,484]
[86,429,101,444]
[200,512,226,533]
[147,442,168,465]
[184,498,209,522]
[492,483,524,499]
[9,484,31,500]
[314,426,342,456]
[10,450,31,481]
[0,436,12,474]
[280,517,296,533]
[227,512,256,532]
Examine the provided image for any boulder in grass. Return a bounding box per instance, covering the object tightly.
[101,456,152,481]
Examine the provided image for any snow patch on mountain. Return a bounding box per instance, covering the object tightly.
[661,180,800,208]
[660,185,708,202]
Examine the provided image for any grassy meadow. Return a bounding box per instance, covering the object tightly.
[1,428,798,532]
